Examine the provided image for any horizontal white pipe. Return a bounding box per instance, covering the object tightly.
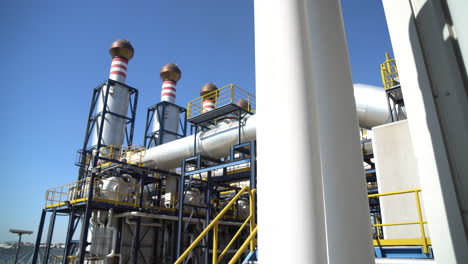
[133,84,387,170]
[354,83,391,129]
[136,115,256,169]
[114,212,244,226]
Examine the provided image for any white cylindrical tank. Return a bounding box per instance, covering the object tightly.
[91,39,134,149]
[97,176,131,202]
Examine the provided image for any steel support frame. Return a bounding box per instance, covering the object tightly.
[43,210,57,264]
[143,101,187,148]
[78,79,138,180]
[175,140,257,260]
[385,85,404,122]
[62,210,79,264]
[76,79,138,264]
[32,210,46,264]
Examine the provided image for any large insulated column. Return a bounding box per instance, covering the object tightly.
[153,63,182,207]
[92,39,134,150]
[307,0,374,263]
[254,0,373,263]
[200,83,218,113]
[152,63,182,144]
[382,0,468,262]
[254,1,326,263]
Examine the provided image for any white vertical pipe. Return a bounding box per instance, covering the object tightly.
[254,0,327,263]
[152,79,180,145]
[152,64,182,145]
[109,58,128,83]
[382,0,468,262]
[154,64,182,207]
[92,44,132,148]
[308,0,374,263]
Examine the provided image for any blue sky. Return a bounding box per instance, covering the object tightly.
[0,0,392,243]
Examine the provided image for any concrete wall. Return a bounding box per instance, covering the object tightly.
[373,120,429,239]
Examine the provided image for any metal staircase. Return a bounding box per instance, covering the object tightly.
[174,186,257,264]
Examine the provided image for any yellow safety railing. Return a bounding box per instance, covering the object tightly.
[45,178,91,208]
[368,189,431,254]
[45,177,141,209]
[122,145,146,166]
[174,186,257,264]
[48,255,64,264]
[96,145,147,168]
[380,52,399,90]
[186,84,256,119]
[67,256,114,264]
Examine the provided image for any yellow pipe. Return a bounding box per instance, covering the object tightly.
[249,189,256,252]
[228,226,258,264]
[373,238,431,246]
[213,223,218,263]
[372,221,427,227]
[368,189,421,198]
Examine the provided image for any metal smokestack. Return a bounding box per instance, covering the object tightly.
[200,83,218,113]
[109,39,134,83]
[151,63,182,146]
[153,63,182,207]
[160,63,181,103]
[91,39,134,149]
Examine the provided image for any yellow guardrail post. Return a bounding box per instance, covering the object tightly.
[213,222,219,263]
[415,190,429,254]
[369,188,430,253]
[249,189,256,252]
[380,63,387,89]
[230,84,234,104]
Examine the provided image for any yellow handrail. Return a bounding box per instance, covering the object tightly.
[229,226,258,264]
[369,188,430,253]
[174,186,256,264]
[186,84,256,119]
[380,52,399,90]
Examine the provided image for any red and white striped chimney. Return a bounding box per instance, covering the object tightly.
[108,39,134,83]
[160,63,181,103]
[200,83,218,113]
[109,57,128,83]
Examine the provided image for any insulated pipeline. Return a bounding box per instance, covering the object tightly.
[135,115,257,170]
[133,84,388,170]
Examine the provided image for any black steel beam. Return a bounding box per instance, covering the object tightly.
[32,210,46,264]
[43,210,57,264]
[62,210,76,264]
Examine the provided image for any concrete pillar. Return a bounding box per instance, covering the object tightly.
[381,0,468,262]
[255,0,374,263]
